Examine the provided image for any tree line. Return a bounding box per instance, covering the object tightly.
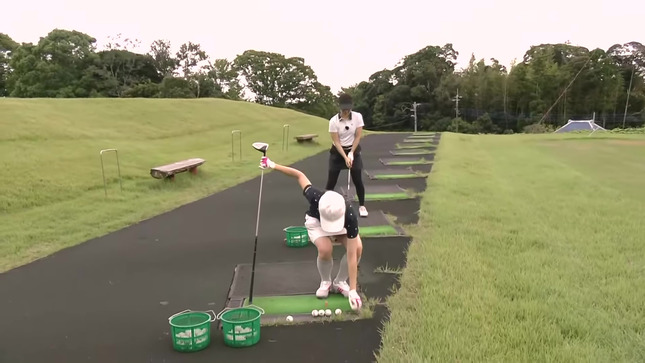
[342,42,645,133]
[0,29,337,118]
[1,29,643,132]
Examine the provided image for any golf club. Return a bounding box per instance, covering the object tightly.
[346,167,351,202]
[249,142,269,304]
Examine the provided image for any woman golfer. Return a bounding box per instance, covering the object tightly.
[326,93,368,217]
[259,156,363,311]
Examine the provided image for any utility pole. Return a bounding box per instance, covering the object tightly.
[453,89,462,118]
[452,89,462,132]
[623,66,635,129]
[412,102,418,132]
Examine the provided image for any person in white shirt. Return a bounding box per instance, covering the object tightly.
[326,93,368,217]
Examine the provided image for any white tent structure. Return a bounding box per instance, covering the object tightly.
[554,119,606,134]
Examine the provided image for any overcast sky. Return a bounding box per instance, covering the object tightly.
[4,0,644,93]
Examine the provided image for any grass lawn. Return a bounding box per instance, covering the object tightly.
[0,98,330,272]
[377,132,645,362]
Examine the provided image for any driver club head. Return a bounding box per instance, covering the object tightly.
[252,142,269,156]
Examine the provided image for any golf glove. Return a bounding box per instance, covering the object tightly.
[348,289,362,311]
[348,151,354,162]
[260,156,275,169]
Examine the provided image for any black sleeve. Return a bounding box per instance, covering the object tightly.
[303,185,324,219]
[344,205,359,239]
[303,185,323,204]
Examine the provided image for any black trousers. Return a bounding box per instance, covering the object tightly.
[325,145,365,206]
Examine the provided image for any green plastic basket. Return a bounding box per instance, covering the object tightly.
[218,306,265,348]
[168,309,216,352]
[284,226,309,247]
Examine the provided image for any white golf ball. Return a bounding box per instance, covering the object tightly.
[311,309,319,317]
[318,309,325,316]
[325,309,332,317]
[335,309,342,315]
[286,315,293,322]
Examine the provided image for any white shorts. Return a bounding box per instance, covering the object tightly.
[304,214,346,244]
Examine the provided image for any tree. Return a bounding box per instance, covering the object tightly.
[7,29,101,97]
[0,33,19,96]
[207,58,243,100]
[234,50,323,107]
[97,50,162,96]
[149,39,177,78]
[176,42,208,79]
[175,42,208,97]
[608,42,645,125]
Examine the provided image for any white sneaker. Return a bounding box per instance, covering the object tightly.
[359,206,368,217]
[332,280,350,297]
[348,290,362,311]
[316,281,332,298]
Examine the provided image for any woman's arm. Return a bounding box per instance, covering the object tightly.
[330,132,352,167]
[350,126,363,154]
[262,158,311,190]
[330,132,349,156]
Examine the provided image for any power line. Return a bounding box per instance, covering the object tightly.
[537,56,592,124]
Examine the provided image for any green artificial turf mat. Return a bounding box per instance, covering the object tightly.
[360,192,412,201]
[372,173,424,180]
[245,294,351,315]
[360,225,400,236]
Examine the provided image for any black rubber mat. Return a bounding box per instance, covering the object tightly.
[395,143,437,149]
[379,157,434,165]
[228,260,345,301]
[389,149,435,156]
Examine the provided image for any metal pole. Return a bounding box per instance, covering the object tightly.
[412,102,418,132]
[282,124,290,151]
[455,89,461,119]
[100,149,123,197]
[231,130,241,161]
[452,89,462,133]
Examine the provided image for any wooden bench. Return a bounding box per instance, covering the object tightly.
[294,134,318,143]
[150,158,206,180]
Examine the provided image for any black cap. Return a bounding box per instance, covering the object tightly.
[338,93,353,110]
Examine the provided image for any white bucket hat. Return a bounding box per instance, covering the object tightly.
[318,191,346,233]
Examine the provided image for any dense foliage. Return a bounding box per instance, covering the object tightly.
[342,42,645,132]
[1,29,643,131]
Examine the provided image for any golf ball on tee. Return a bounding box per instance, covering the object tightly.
[325,309,332,317]
[311,309,319,317]
[335,309,342,315]
[318,309,325,317]
[286,315,293,322]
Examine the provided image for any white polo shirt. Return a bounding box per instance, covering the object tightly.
[329,111,365,147]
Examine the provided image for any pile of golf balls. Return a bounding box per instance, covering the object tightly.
[311,308,342,317]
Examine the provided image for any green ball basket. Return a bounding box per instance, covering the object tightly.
[168,309,216,352]
[284,226,309,248]
[217,306,265,348]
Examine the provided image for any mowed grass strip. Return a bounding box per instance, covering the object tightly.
[0,98,329,272]
[377,133,645,362]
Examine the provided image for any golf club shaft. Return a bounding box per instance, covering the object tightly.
[249,168,264,304]
[255,168,264,236]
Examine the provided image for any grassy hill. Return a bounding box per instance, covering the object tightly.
[0,98,330,272]
[377,132,645,362]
